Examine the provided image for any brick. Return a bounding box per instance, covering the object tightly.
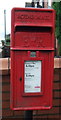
[54,68,59,81]
[33,110,38,115]
[2,101,10,109]
[48,116,60,119]
[0,101,2,108]
[33,115,48,119]
[59,115,61,119]
[2,109,13,117]
[0,84,2,92]
[54,69,59,81]
[2,93,10,101]
[54,69,59,74]
[53,99,60,106]
[48,114,60,119]
[59,99,61,106]
[59,59,61,68]
[59,107,61,114]
[37,107,59,115]
[53,83,60,90]
[47,107,59,114]
[59,68,61,72]
[59,83,61,89]
[2,84,10,92]
[2,118,24,120]
[0,58,9,75]
[0,110,2,117]
[0,58,8,69]
[0,93,2,101]
[54,74,59,81]
[59,75,61,82]
[59,91,61,98]
[14,110,24,116]
[54,58,61,68]
[0,75,2,83]
[37,109,50,115]
[9,58,11,70]
[2,75,10,84]
[53,91,59,98]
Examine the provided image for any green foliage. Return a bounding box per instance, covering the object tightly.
[1,34,10,46]
[52,2,61,55]
[52,2,59,41]
[6,34,10,46]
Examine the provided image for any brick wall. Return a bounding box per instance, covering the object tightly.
[0,58,61,119]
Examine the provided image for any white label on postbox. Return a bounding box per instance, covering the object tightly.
[24,61,41,93]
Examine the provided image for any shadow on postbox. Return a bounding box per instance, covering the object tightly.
[10,7,55,111]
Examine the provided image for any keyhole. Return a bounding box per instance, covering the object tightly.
[20,77,22,81]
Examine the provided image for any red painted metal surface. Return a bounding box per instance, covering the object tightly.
[10,7,55,110]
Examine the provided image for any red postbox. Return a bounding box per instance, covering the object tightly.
[10,7,55,110]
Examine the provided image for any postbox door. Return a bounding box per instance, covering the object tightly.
[11,50,53,110]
